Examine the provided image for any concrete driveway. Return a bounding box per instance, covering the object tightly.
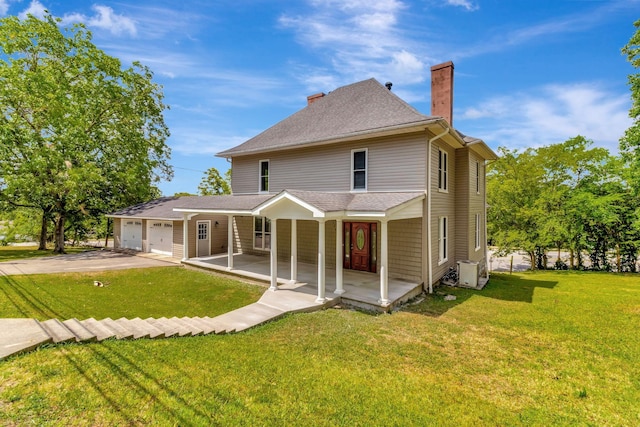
[0,249,181,276]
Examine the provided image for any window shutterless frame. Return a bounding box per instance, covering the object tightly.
[259,160,269,193]
[438,148,448,192]
[351,148,367,191]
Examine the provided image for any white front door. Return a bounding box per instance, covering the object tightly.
[197,220,211,257]
[121,220,142,251]
[148,221,173,255]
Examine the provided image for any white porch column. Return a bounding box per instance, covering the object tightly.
[290,219,297,282]
[269,218,278,291]
[227,215,234,271]
[316,219,326,303]
[182,213,189,261]
[335,219,345,294]
[379,219,390,306]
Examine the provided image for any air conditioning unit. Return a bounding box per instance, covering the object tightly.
[457,260,479,288]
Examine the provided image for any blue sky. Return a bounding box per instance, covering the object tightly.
[2,0,638,195]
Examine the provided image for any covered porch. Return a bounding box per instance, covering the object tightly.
[174,190,427,312]
[183,253,423,311]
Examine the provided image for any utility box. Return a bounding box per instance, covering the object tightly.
[457,260,479,288]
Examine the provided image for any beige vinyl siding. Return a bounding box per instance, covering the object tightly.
[230,133,427,194]
[454,149,486,264]
[388,218,422,283]
[113,218,122,248]
[186,214,229,258]
[455,149,470,262]
[468,153,486,263]
[430,142,456,281]
[233,216,255,254]
[172,220,184,259]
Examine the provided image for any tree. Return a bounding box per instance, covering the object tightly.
[198,167,230,195]
[487,137,622,270]
[0,14,172,253]
[621,19,640,192]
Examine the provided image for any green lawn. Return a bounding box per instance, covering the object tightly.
[0,267,264,320]
[1,270,639,426]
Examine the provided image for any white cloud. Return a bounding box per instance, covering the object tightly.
[18,0,47,19]
[445,0,478,11]
[459,83,632,152]
[62,5,137,37]
[0,0,9,16]
[280,0,433,90]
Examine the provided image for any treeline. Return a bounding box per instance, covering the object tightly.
[487,136,639,271]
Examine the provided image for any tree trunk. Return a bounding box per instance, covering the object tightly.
[38,211,48,250]
[569,248,575,269]
[53,213,66,254]
[104,217,110,248]
[528,250,536,271]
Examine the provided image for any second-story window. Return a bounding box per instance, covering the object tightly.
[438,148,448,191]
[259,160,269,192]
[352,149,367,191]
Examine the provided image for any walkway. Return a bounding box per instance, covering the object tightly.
[0,288,337,360]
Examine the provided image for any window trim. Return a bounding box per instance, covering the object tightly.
[258,159,269,193]
[253,216,271,251]
[351,148,368,192]
[438,216,448,264]
[475,160,480,194]
[438,148,448,192]
[475,213,481,251]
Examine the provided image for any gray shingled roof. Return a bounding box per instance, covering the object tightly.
[109,196,196,219]
[283,190,424,213]
[109,191,424,220]
[217,78,438,157]
[173,194,273,211]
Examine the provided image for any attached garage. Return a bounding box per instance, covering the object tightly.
[147,221,174,255]
[121,220,142,251]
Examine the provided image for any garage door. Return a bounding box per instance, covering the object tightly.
[148,221,173,255]
[122,220,142,251]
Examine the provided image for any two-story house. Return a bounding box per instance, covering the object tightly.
[109,61,497,310]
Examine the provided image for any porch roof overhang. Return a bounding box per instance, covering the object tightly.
[252,190,425,221]
[171,190,426,222]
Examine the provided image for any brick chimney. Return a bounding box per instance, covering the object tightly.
[430,61,454,126]
[307,92,325,106]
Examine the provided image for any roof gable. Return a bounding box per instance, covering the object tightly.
[217,78,436,157]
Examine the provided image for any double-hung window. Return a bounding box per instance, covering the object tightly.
[254,216,271,250]
[438,216,448,263]
[438,149,448,191]
[352,149,367,191]
[259,160,269,193]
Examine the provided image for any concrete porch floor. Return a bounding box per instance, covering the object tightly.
[183,253,424,311]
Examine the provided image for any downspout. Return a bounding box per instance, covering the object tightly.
[427,125,451,294]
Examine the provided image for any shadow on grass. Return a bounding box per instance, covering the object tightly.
[404,272,558,317]
[60,338,225,425]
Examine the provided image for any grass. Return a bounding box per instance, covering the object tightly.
[1,270,639,426]
[0,245,93,262]
[0,267,264,320]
